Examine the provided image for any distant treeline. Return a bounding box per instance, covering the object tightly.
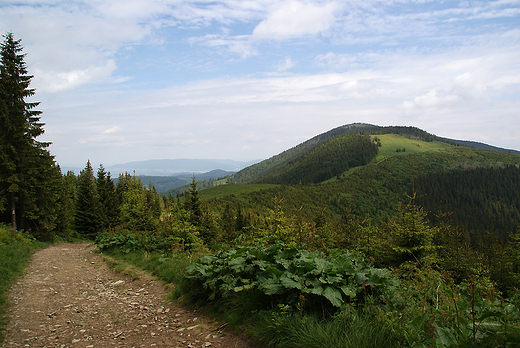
[415,165,520,242]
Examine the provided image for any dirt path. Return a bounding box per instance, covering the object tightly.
[1,243,258,348]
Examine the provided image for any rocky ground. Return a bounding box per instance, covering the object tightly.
[1,243,258,348]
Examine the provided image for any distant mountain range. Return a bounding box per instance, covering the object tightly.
[59,124,519,197]
[61,159,261,176]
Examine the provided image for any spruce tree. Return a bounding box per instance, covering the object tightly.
[55,170,77,240]
[184,176,202,227]
[96,165,120,230]
[0,32,59,239]
[75,161,100,239]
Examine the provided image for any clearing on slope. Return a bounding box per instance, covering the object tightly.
[372,134,454,162]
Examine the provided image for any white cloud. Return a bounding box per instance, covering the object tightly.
[34,60,117,92]
[252,1,340,40]
[277,56,295,71]
[404,89,461,109]
[102,126,120,134]
[3,0,520,166]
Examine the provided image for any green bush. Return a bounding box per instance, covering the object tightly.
[184,241,399,313]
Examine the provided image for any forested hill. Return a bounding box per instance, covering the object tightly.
[228,123,379,184]
[251,132,379,184]
[228,124,459,185]
[189,126,520,244]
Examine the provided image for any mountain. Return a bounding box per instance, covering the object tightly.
[228,124,459,184]
[228,123,379,184]
[107,159,260,176]
[135,170,235,193]
[187,124,520,243]
[60,159,260,176]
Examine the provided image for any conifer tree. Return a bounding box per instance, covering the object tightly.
[0,32,59,239]
[96,165,120,230]
[55,170,77,240]
[184,176,202,227]
[389,198,440,266]
[75,161,100,239]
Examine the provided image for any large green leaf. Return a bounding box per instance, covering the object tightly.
[323,286,344,307]
[280,273,303,290]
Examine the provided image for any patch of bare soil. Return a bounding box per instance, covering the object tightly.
[1,243,258,348]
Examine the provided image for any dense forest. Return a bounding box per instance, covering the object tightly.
[252,132,379,184]
[415,165,520,242]
[2,33,520,347]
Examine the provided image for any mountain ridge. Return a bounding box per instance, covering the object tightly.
[60,158,261,176]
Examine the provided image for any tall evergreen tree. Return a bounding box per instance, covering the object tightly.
[184,176,202,227]
[75,161,100,239]
[0,32,59,239]
[55,170,77,240]
[96,165,120,230]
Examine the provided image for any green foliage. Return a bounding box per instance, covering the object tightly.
[255,306,397,348]
[159,198,203,250]
[184,176,202,228]
[386,269,520,347]
[54,170,77,240]
[96,165,120,230]
[96,230,177,254]
[184,241,399,312]
[117,173,161,233]
[388,197,440,265]
[253,132,379,184]
[415,165,520,241]
[74,161,101,239]
[0,32,61,241]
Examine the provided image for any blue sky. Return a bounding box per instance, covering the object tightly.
[1,0,519,168]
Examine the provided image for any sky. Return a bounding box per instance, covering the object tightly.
[1,0,520,168]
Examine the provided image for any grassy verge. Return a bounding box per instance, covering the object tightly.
[0,224,47,342]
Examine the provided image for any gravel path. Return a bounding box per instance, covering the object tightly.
[1,243,257,348]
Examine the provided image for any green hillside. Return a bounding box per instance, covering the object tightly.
[201,134,520,243]
[372,133,453,161]
[253,132,378,184]
[228,123,379,184]
[229,124,458,185]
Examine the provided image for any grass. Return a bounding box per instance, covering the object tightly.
[372,134,453,162]
[254,307,398,348]
[0,224,47,342]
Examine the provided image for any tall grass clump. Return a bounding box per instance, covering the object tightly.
[0,224,45,342]
[255,305,397,348]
